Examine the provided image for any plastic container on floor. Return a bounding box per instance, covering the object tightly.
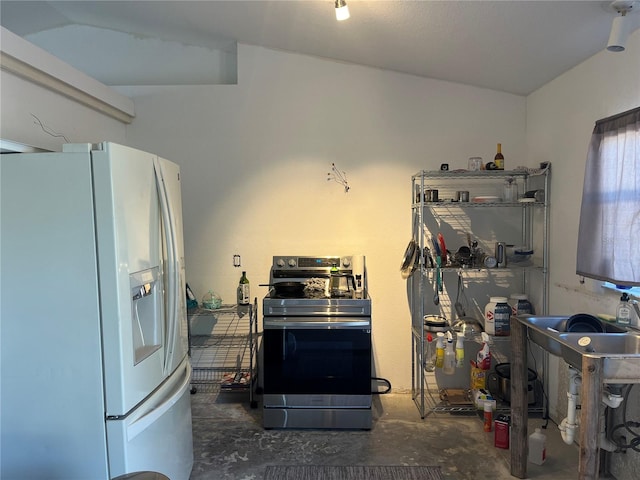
[528,428,547,465]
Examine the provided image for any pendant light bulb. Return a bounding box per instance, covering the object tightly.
[335,0,350,21]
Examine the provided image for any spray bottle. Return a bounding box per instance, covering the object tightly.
[435,332,445,368]
[443,332,456,375]
[455,333,465,368]
[476,332,491,371]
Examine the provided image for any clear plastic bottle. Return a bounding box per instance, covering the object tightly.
[424,333,436,372]
[435,332,445,368]
[617,292,632,325]
[476,332,491,370]
[528,428,547,465]
[503,177,517,202]
[455,334,465,368]
[443,332,456,375]
[237,271,250,305]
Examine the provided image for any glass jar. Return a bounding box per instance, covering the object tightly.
[503,177,517,202]
[468,157,483,171]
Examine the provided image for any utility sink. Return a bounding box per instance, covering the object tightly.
[557,332,640,371]
[520,316,568,357]
[517,315,640,382]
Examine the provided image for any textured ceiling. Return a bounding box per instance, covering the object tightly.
[2,1,639,95]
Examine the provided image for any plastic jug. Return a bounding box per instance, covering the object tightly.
[528,428,547,465]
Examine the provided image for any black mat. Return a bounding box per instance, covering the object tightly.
[264,465,443,480]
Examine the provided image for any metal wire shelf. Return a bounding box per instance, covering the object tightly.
[187,302,259,404]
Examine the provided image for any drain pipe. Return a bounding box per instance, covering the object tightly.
[602,385,624,409]
[558,365,624,448]
[559,366,581,445]
[599,385,624,452]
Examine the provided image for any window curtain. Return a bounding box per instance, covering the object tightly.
[576,107,640,287]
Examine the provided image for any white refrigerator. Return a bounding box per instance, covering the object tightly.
[1,142,193,480]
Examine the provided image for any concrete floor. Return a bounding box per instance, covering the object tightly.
[189,390,580,480]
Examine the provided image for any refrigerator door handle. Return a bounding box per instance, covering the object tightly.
[126,362,191,442]
[153,158,179,375]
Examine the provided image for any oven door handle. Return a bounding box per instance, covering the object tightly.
[264,319,371,330]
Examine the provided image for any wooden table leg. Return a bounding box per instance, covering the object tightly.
[578,355,603,480]
[510,317,528,478]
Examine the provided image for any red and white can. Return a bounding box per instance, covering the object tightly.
[494,414,510,449]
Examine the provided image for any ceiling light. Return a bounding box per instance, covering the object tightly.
[607,1,635,52]
[335,0,350,21]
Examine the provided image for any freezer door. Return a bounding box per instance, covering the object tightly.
[106,358,194,480]
[1,151,110,479]
[92,142,187,416]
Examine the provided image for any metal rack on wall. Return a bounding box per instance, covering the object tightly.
[188,299,260,408]
[409,167,551,418]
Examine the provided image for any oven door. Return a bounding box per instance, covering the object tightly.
[263,317,371,405]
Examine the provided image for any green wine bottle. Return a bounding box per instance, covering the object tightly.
[237,271,250,305]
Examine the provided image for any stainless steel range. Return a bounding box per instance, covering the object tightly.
[262,255,372,429]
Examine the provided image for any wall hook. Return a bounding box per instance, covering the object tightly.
[327,162,350,193]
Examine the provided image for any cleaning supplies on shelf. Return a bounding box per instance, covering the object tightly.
[470,332,492,389]
[483,400,493,432]
[435,332,445,368]
[455,334,464,368]
[443,332,456,374]
[476,332,491,370]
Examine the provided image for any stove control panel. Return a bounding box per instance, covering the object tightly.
[272,256,352,271]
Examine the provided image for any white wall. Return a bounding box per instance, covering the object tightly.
[122,44,527,391]
[526,30,640,478]
[0,70,127,150]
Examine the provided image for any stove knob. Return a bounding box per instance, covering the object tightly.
[342,257,351,268]
[288,258,297,268]
[276,258,286,268]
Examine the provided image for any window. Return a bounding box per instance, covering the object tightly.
[576,107,640,287]
[603,282,640,300]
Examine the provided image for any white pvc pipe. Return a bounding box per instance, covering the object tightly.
[559,367,581,445]
[602,390,624,409]
[558,362,624,448]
